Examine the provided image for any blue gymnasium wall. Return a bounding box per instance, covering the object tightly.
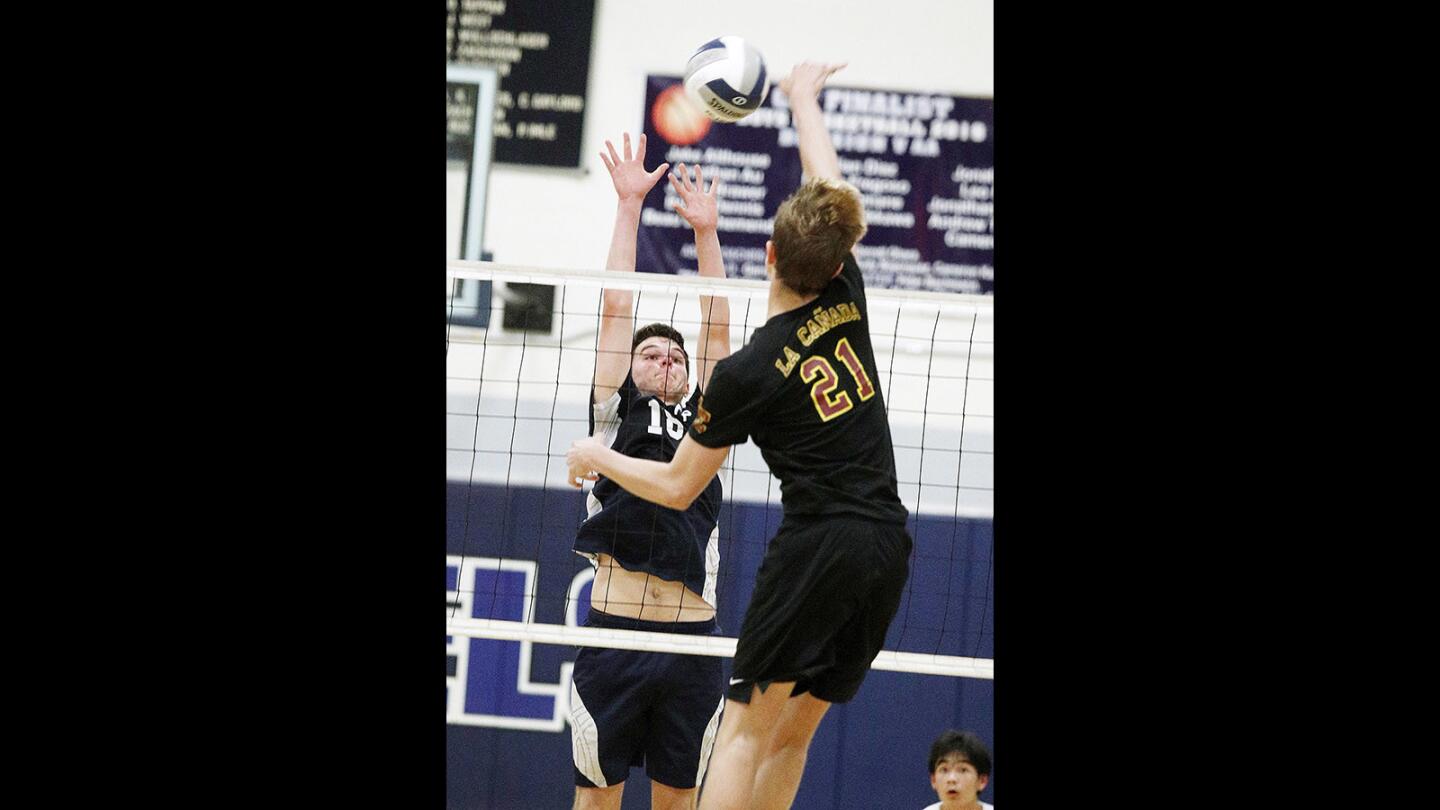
[446,482,994,809]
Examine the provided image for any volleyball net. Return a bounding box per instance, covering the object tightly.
[446,259,993,681]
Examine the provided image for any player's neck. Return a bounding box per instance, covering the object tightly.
[766,274,819,319]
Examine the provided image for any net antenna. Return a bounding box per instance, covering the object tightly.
[446,260,993,681]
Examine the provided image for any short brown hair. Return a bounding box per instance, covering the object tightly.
[771,178,867,295]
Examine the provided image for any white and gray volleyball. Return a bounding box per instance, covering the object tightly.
[683,36,769,123]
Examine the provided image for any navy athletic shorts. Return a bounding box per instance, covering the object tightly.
[569,609,726,790]
[726,516,912,705]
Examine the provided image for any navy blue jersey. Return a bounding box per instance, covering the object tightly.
[575,371,723,605]
[688,252,908,527]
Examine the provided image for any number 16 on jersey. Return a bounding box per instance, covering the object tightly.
[647,399,686,439]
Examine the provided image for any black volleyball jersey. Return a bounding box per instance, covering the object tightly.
[688,252,908,527]
[574,371,723,606]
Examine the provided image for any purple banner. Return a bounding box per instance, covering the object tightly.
[637,75,994,294]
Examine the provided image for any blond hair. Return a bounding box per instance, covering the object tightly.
[771,178,867,295]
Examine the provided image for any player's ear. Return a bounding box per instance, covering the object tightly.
[830,262,844,279]
[765,240,776,268]
[977,774,989,792]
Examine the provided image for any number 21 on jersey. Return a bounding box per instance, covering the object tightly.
[800,337,876,422]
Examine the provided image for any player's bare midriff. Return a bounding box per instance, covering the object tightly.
[590,552,716,623]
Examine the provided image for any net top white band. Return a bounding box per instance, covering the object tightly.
[448,259,995,315]
[448,617,994,680]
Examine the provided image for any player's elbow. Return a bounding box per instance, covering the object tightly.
[663,489,695,511]
[664,480,703,511]
[601,290,633,314]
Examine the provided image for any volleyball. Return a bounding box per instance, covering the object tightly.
[683,36,769,123]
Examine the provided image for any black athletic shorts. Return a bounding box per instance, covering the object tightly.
[726,516,912,705]
[569,610,726,790]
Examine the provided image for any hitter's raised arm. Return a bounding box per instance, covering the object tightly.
[779,62,848,183]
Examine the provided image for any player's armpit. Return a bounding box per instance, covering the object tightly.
[686,362,759,449]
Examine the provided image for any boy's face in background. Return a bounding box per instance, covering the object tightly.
[930,753,988,805]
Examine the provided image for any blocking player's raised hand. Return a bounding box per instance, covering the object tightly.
[596,132,665,403]
[600,132,670,202]
[668,163,719,233]
[676,160,732,390]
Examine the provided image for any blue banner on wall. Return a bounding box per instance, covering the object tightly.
[636,76,994,294]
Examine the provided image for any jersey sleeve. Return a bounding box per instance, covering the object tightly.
[686,358,760,448]
[589,372,635,436]
[590,390,620,437]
